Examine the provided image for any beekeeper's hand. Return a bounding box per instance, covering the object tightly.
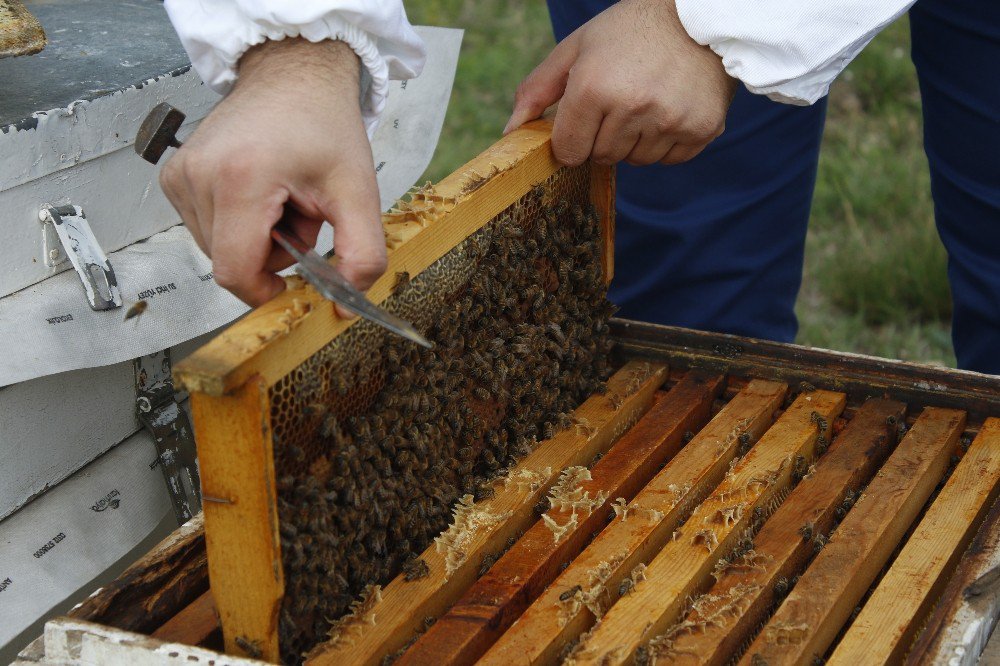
[160,38,385,307]
[505,0,737,166]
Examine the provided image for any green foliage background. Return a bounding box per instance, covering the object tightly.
[407,2,953,365]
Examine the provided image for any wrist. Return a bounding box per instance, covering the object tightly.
[236,38,360,96]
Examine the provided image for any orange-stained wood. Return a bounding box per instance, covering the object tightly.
[740,406,967,666]
[479,378,789,666]
[395,373,725,666]
[570,390,847,666]
[191,378,283,662]
[664,398,906,665]
[152,591,219,647]
[590,162,615,284]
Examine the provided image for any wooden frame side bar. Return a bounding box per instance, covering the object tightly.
[191,377,283,662]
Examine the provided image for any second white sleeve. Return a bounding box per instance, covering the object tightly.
[164,0,428,137]
[675,0,914,105]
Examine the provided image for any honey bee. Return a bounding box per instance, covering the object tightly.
[123,299,148,321]
[799,523,813,541]
[559,585,582,602]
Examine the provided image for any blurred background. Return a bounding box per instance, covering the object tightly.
[408,2,954,366]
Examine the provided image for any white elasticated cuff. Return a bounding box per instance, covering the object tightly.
[675,0,914,105]
[164,0,427,137]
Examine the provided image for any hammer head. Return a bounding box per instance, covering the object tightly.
[135,102,186,164]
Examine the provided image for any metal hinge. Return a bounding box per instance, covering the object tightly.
[39,204,122,311]
[135,350,202,524]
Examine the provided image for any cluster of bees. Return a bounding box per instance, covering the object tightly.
[269,175,615,662]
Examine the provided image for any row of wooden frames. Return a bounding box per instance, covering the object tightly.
[138,359,999,665]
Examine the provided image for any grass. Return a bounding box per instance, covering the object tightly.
[407,3,954,365]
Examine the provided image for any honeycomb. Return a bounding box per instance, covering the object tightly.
[268,163,615,662]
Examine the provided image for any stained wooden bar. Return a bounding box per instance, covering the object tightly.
[151,591,219,646]
[829,417,1000,665]
[612,319,1000,424]
[740,406,967,666]
[479,379,788,666]
[396,373,725,665]
[569,390,847,666]
[304,361,667,666]
[662,398,906,664]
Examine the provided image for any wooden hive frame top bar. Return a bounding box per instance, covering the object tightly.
[173,119,613,396]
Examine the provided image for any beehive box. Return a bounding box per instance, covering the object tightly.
[20,125,1000,666]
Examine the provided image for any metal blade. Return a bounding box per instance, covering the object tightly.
[271,226,433,349]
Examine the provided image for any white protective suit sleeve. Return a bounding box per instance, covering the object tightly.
[164,0,427,137]
[675,0,915,105]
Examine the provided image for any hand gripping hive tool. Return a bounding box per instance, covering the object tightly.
[135,102,432,349]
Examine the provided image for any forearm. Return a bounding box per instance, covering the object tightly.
[675,0,915,104]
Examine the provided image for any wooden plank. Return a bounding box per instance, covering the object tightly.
[611,319,1000,425]
[740,406,967,666]
[67,513,207,635]
[151,591,219,647]
[480,378,788,666]
[191,377,283,662]
[590,163,615,283]
[397,373,725,665]
[175,120,570,396]
[569,390,847,666]
[905,496,1000,666]
[662,398,906,665]
[829,417,1000,665]
[304,360,668,666]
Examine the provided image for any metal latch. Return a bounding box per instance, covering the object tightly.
[39,204,122,311]
[135,350,202,524]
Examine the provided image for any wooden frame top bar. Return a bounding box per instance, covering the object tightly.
[174,119,604,396]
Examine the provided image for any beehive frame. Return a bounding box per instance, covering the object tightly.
[172,120,615,662]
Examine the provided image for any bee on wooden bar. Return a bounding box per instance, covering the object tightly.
[559,585,583,602]
[738,432,753,456]
[799,523,814,541]
[774,576,790,598]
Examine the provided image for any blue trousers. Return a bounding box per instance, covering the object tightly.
[547,0,1000,374]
